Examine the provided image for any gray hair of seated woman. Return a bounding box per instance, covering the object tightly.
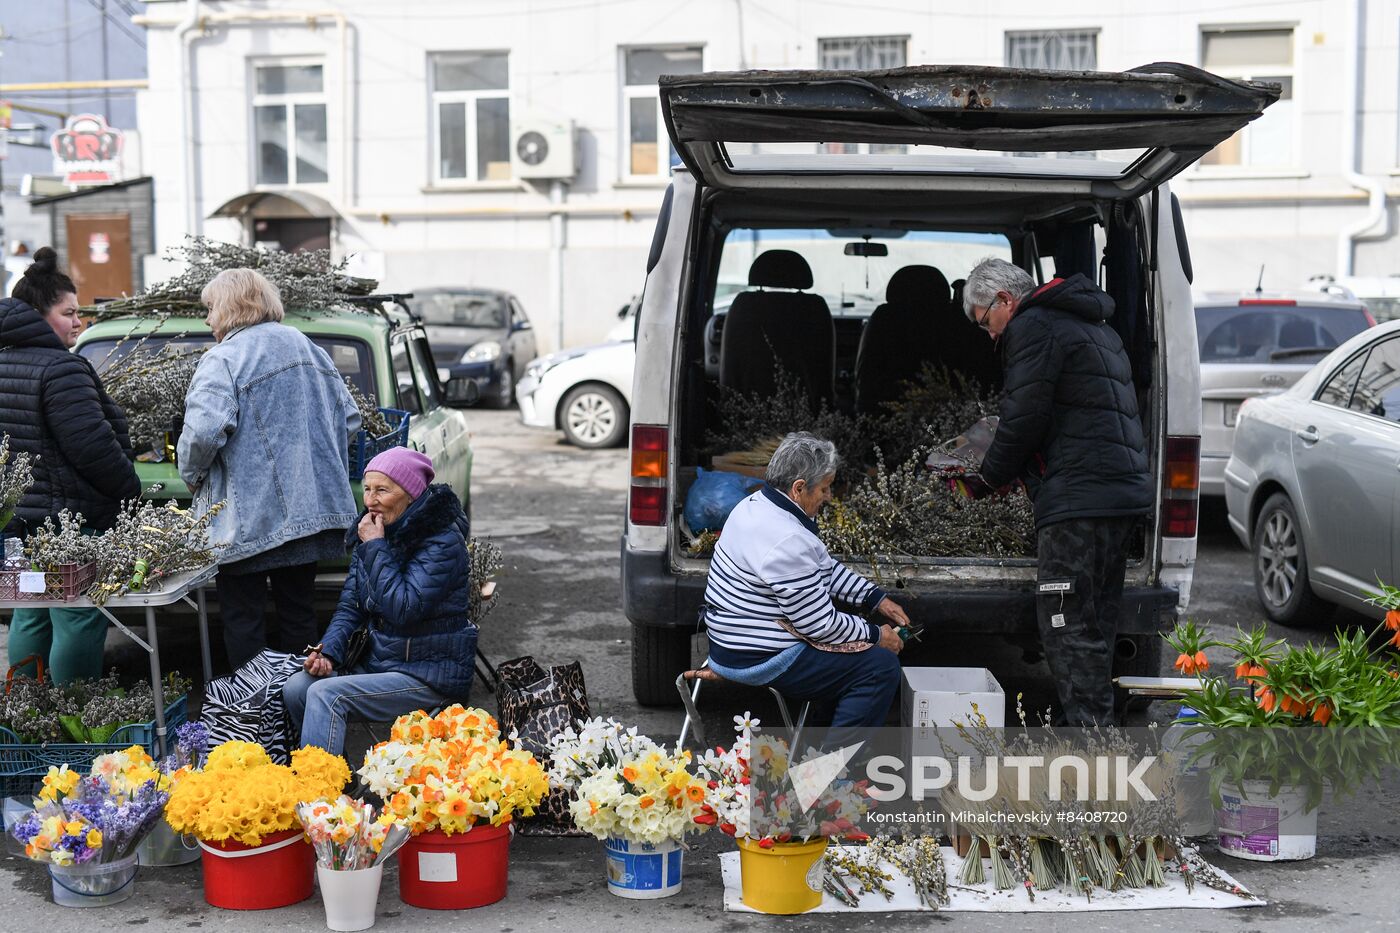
[766,432,840,492]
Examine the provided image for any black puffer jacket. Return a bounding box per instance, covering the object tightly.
[0,297,140,532]
[979,275,1151,529]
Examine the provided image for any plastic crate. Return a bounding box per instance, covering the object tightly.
[0,560,97,602]
[0,694,189,802]
[348,408,411,481]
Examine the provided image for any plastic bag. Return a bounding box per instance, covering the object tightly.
[684,468,761,533]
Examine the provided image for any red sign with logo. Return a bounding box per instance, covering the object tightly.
[51,113,124,186]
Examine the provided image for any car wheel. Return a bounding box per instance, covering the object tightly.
[485,362,515,409]
[1252,492,1332,627]
[560,384,627,448]
[631,625,691,707]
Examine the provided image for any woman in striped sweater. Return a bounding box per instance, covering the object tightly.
[702,432,909,729]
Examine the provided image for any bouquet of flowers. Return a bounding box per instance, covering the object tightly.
[91,722,209,795]
[358,705,548,836]
[297,796,390,870]
[164,741,350,846]
[546,718,712,844]
[11,762,169,865]
[693,714,874,847]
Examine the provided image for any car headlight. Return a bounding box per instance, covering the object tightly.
[524,348,586,380]
[461,341,502,364]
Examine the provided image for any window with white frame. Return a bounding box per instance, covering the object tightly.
[621,46,702,179]
[252,61,328,186]
[431,52,511,183]
[1005,29,1098,71]
[818,35,907,71]
[1200,27,1295,168]
[818,37,907,154]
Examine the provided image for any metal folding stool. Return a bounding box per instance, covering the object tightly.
[675,664,810,751]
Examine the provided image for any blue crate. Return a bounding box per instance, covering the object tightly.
[348,408,411,481]
[0,694,189,802]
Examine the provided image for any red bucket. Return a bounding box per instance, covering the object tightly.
[199,827,315,910]
[397,822,511,910]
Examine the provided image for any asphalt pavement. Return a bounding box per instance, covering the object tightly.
[1,408,1397,930]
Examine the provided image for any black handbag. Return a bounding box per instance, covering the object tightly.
[337,623,372,671]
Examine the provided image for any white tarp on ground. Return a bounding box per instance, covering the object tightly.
[720,845,1264,913]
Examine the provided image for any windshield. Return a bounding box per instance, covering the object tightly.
[716,228,1011,316]
[413,292,508,328]
[77,334,377,396]
[1196,305,1370,364]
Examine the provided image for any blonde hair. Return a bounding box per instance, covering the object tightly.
[201,268,284,335]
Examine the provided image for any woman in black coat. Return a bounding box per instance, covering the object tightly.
[0,248,141,682]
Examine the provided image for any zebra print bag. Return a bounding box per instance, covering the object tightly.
[201,649,304,764]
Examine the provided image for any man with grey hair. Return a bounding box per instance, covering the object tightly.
[965,258,1151,726]
[700,431,910,730]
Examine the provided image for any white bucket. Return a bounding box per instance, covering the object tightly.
[49,855,139,908]
[603,837,683,899]
[317,863,383,931]
[1215,780,1318,861]
[138,821,201,867]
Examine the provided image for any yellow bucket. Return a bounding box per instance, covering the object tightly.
[736,837,829,914]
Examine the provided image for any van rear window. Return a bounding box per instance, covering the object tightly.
[1195,305,1370,364]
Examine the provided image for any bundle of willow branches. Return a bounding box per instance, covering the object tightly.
[90,236,376,318]
[102,343,205,452]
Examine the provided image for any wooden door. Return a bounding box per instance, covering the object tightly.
[66,213,133,304]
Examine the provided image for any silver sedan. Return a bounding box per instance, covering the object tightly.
[1225,319,1400,626]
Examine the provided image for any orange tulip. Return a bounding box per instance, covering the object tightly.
[1234,661,1251,679]
[1391,629,1400,650]
[1312,703,1333,725]
[1173,653,1197,675]
[1193,650,1209,672]
[1385,609,1400,631]
[1257,687,1277,712]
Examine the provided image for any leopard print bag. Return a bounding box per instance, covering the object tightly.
[496,656,590,836]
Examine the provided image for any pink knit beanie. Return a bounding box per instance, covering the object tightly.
[364,447,435,499]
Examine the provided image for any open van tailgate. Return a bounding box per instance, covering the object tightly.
[661,63,1278,195]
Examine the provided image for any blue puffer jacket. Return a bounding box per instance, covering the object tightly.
[320,484,477,696]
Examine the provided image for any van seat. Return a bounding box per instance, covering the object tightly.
[854,265,950,415]
[719,250,835,411]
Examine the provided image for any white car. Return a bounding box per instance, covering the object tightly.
[516,340,635,448]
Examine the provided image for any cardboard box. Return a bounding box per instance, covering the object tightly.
[901,666,1006,730]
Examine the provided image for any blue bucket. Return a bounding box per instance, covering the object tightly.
[603,837,683,899]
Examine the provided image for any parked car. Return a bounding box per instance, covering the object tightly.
[517,340,635,448]
[1307,273,1400,323]
[1196,292,1373,496]
[409,288,537,408]
[606,296,640,342]
[621,62,1278,705]
[1225,319,1400,626]
[74,297,476,575]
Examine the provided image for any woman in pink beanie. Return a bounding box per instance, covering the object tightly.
[283,446,478,753]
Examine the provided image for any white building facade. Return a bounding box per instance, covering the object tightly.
[135,0,1400,351]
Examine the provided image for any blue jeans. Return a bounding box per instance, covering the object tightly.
[282,669,447,755]
[765,644,901,735]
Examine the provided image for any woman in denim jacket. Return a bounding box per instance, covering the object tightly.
[284,448,477,754]
[179,269,361,668]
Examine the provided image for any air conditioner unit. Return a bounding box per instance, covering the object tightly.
[509,116,577,180]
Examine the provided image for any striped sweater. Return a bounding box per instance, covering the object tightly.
[703,486,885,658]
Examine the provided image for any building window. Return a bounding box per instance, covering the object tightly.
[621,46,702,179]
[1005,30,1099,71]
[431,52,511,183]
[1200,27,1295,168]
[818,37,908,154]
[818,36,908,71]
[252,61,328,186]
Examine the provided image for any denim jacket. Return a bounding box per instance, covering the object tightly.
[178,321,361,565]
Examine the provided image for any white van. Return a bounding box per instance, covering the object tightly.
[621,63,1278,705]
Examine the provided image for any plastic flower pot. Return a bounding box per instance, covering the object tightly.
[318,863,384,932]
[137,821,201,867]
[397,822,511,910]
[603,837,683,898]
[49,854,139,908]
[1215,780,1319,861]
[199,828,316,909]
[736,837,829,914]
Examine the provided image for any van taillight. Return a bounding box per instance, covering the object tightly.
[1161,435,1200,538]
[630,424,668,526]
